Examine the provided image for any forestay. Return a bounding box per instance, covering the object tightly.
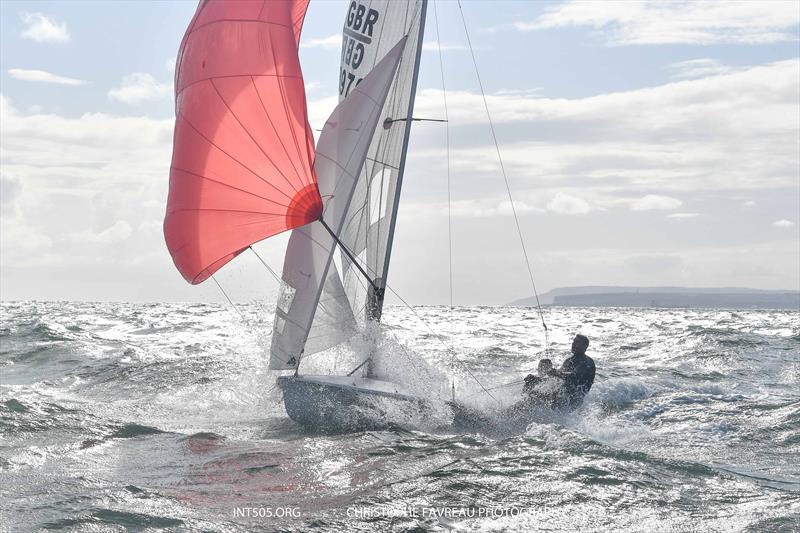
[269,39,408,370]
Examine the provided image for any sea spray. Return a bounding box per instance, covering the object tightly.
[1,302,798,531]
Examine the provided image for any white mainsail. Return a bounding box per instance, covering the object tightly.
[272,0,427,369]
[335,0,427,326]
[269,38,408,370]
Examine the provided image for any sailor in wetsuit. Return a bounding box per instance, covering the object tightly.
[450,334,596,431]
[524,334,596,409]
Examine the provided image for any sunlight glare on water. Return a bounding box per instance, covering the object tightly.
[1,301,798,531]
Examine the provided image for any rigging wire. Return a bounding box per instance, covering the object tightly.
[434,0,463,404]
[313,216,502,406]
[248,223,437,384]
[212,266,282,396]
[249,245,282,285]
[456,0,551,356]
[211,274,247,322]
[327,225,500,404]
[324,0,501,407]
[382,282,501,406]
[459,358,556,400]
[433,0,453,316]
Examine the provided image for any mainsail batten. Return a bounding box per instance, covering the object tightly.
[269,39,408,370]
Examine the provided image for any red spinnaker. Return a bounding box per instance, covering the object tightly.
[164,0,321,284]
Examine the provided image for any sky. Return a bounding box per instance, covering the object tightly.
[1,0,798,305]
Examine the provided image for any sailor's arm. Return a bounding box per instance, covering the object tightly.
[546,368,573,379]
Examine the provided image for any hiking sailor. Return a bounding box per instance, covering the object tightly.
[524,334,596,409]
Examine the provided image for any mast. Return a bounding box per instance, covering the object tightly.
[369,0,428,322]
[269,39,409,371]
[278,0,427,369]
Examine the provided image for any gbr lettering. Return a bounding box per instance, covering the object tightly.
[339,1,380,97]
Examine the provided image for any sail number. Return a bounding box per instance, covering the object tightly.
[346,2,379,39]
[339,2,380,97]
[339,69,362,97]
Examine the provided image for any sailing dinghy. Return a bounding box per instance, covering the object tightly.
[272,0,430,430]
[164,0,434,431]
[165,0,556,432]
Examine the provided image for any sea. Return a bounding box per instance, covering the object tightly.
[1,301,798,532]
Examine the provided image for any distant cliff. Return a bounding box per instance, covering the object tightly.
[509,286,800,310]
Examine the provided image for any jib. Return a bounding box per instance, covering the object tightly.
[346,2,379,37]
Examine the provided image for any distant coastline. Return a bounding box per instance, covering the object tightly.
[510,286,800,310]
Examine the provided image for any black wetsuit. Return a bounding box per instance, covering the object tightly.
[449,354,596,431]
[522,353,595,410]
[556,353,595,408]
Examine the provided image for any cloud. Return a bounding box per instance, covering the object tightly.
[547,192,592,214]
[70,221,132,245]
[773,219,795,228]
[631,195,682,211]
[0,95,174,277]
[300,34,341,49]
[1,94,172,155]
[306,95,338,133]
[20,12,70,43]
[8,68,85,86]
[0,174,22,216]
[1,222,53,260]
[108,73,171,105]
[407,59,799,193]
[0,93,172,203]
[666,212,699,219]
[413,59,797,128]
[514,0,800,45]
[539,242,799,291]
[625,254,683,273]
[742,200,757,208]
[668,59,733,80]
[438,198,544,218]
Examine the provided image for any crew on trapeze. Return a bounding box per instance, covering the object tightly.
[521,334,596,410]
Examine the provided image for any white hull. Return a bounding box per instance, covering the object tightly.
[277,375,431,432]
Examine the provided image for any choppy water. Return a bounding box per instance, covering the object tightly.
[1,301,798,532]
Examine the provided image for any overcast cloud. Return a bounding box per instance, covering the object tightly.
[0,0,797,304]
[515,0,800,45]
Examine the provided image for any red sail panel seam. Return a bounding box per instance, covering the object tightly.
[176,109,296,204]
[209,78,302,197]
[168,167,290,209]
[250,75,308,191]
[182,18,292,41]
[167,208,290,216]
[176,74,303,100]
[267,23,312,190]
